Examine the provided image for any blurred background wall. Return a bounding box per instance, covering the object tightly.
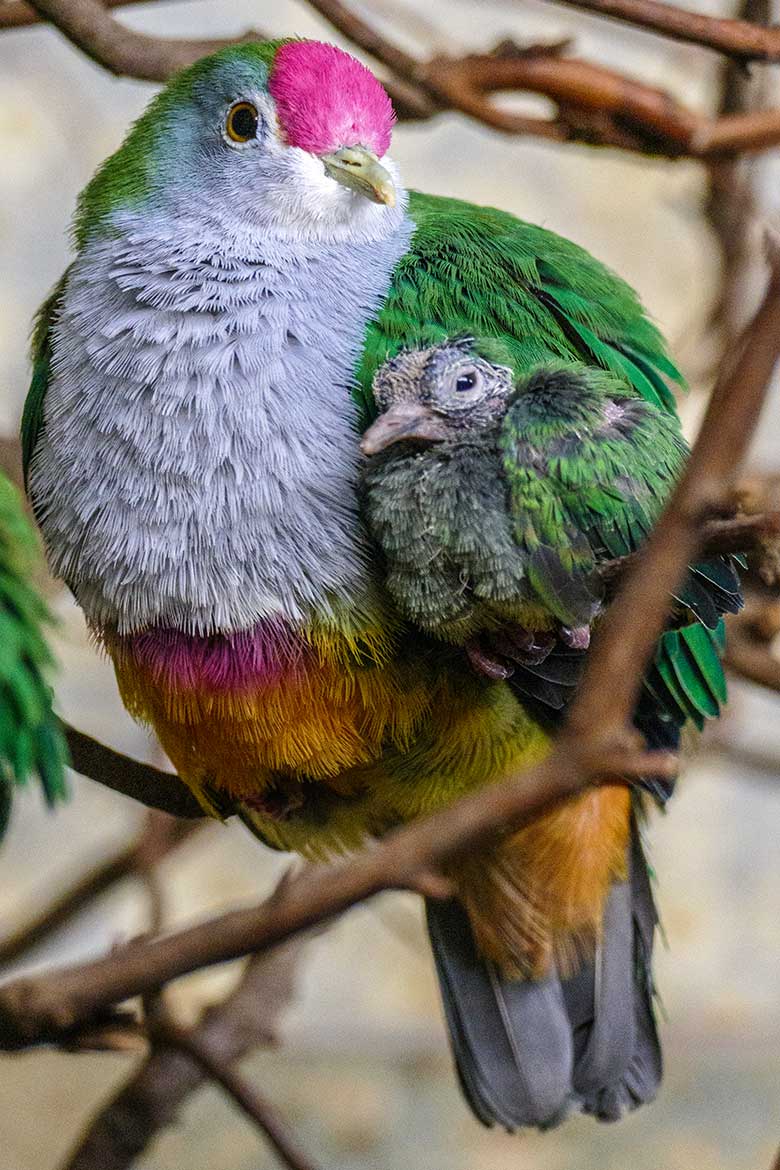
[0,2,778,1168]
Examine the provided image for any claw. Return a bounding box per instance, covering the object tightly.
[561,625,591,650]
[502,627,556,665]
[465,639,515,680]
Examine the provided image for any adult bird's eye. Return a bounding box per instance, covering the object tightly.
[455,369,480,393]
[226,102,259,143]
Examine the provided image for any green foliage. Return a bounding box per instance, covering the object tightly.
[0,472,68,830]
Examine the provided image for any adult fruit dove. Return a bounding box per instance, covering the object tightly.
[22,40,739,1129]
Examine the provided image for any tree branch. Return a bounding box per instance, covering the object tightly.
[0,0,188,29]
[0,741,670,1051]
[568,230,780,738]
[597,509,780,593]
[63,724,206,818]
[543,0,780,64]
[16,0,266,80]
[0,812,203,967]
[151,1018,321,1170]
[724,601,780,693]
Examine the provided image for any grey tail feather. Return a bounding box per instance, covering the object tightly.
[425,821,662,1131]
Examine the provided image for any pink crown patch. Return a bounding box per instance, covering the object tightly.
[269,40,395,158]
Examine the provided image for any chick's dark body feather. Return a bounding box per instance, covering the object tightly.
[365,364,689,643]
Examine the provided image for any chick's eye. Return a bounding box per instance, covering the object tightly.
[454,369,480,393]
[226,102,259,143]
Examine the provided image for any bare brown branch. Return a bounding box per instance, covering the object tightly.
[705,0,767,356]
[0,814,202,966]
[724,601,780,693]
[598,510,780,593]
[0,739,672,1050]
[0,0,186,29]
[420,50,700,151]
[568,232,780,739]
[63,724,206,818]
[542,0,780,64]
[13,0,780,157]
[20,0,264,81]
[304,0,420,79]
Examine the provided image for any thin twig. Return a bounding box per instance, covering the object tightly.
[9,0,780,68]
[63,941,307,1170]
[0,814,201,966]
[20,0,265,81]
[152,1019,321,1170]
[305,0,420,78]
[704,0,766,352]
[0,0,188,29]
[724,607,780,693]
[568,231,780,739]
[598,510,780,592]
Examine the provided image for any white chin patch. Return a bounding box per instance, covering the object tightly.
[263,149,405,243]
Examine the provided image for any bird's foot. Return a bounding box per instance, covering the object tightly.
[465,638,515,680]
[243,785,305,822]
[465,627,564,679]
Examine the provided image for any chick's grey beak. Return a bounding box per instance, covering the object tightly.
[361,402,448,455]
[321,146,396,206]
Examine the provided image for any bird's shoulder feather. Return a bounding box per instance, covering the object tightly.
[357,191,684,423]
[22,270,70,488]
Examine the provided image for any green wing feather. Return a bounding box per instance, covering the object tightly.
[22,272,68,488]
[360,193,734,737]
[357,192,684,424]
[0,471,68,831]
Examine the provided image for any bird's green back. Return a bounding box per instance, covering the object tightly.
[357,191,683,424]
[359,192,735,737]
[498,365,687,628]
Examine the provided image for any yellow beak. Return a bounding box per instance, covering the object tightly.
[320,146,396,207]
